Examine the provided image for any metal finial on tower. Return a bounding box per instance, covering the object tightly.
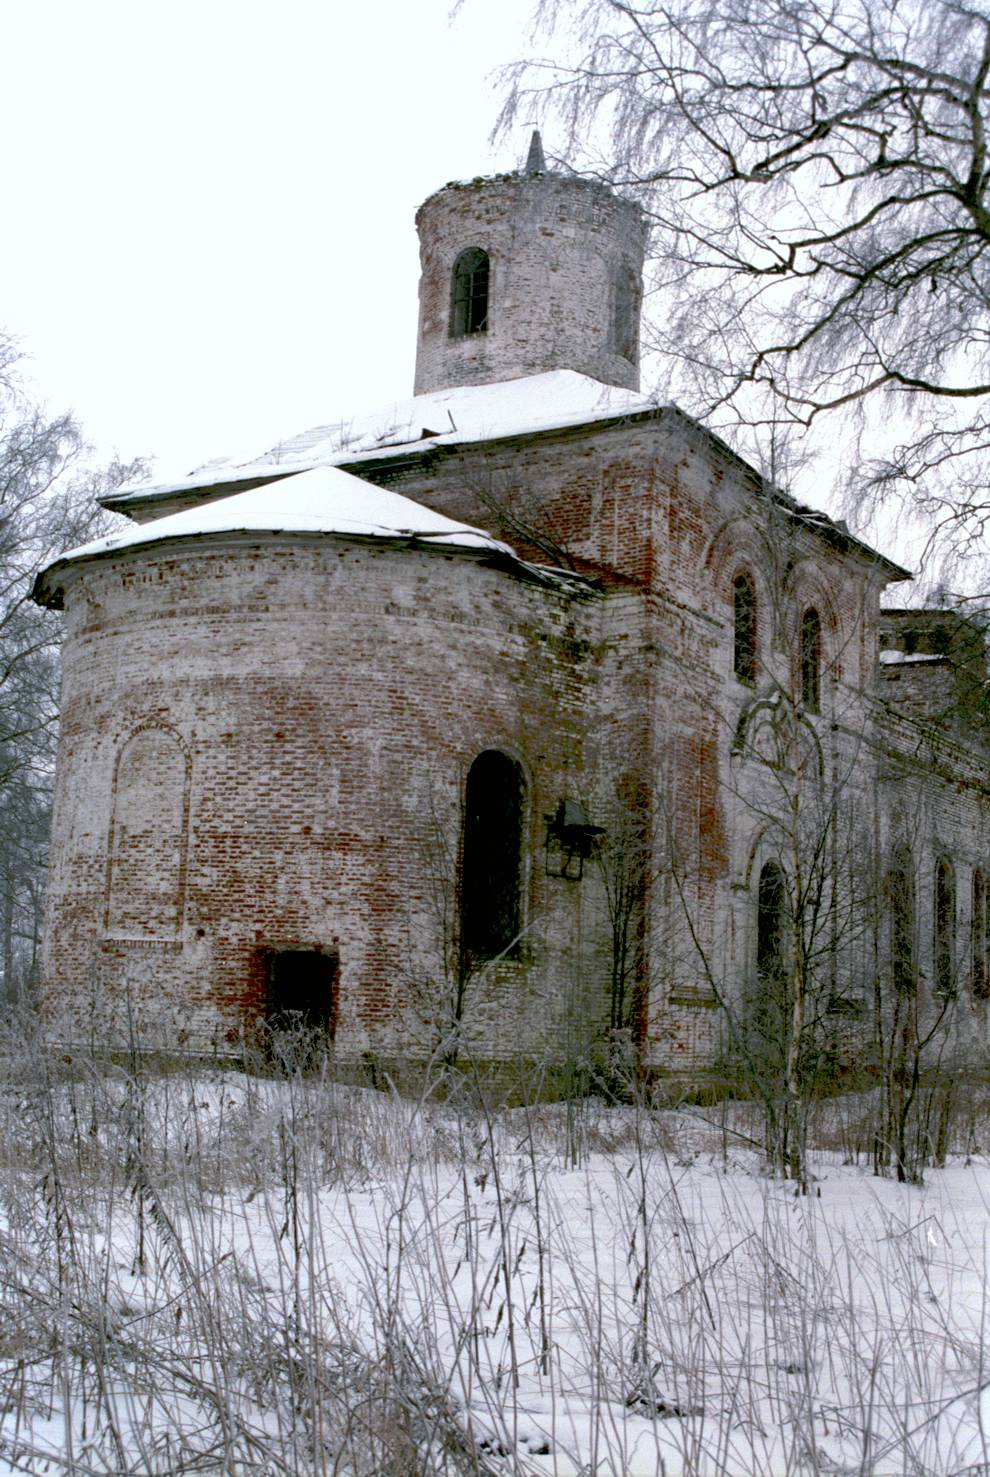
[524,129,546,174]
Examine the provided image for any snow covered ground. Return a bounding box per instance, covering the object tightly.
[0,1048,987,1475]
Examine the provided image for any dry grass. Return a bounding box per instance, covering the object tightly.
[0,1013,986,1474]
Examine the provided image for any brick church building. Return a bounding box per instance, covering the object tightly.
[33,137,990,1079]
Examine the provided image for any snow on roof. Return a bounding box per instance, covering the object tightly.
[879,650,946,665]
[94,367,907,584]
[34,465,518,604]
[107,371,662,508]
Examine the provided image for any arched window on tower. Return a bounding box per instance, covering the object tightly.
[460,750,524,961]
[972,870,989,1000]
[733,572,757,684]
[800,607,822,712]
[934,856,956,997]
[450,248,490,337]
[612,264,640,362]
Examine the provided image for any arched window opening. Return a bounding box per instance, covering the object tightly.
[757,861,787,986]
[733,572,757,684]
[749,860,790,1064]
[451,248,489,337]
[888,856,915,995]
[972,871,989,1000]
[800,607,822,713]
[460,750,524,961]
[612,264,640,362]
[934,857,956,997]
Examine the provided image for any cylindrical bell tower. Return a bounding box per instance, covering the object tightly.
[413,135,648,396]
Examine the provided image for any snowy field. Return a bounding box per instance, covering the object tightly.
[0,1046,987,1475]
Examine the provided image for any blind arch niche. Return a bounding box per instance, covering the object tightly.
[106,726,190,939]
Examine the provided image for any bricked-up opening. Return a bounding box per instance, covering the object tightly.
[106,726,188,939]
[612,264,640,362]
[460,750,524,961]
[972,870,989,1000]
[800,607,821,712]
[888,853,916,995]
[451,248,490,337]
[266,950,338,1039]
[733,573,757,684]
[934,856,956,997]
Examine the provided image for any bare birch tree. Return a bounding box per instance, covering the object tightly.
[0,335,144,999]
[501,0,990,562]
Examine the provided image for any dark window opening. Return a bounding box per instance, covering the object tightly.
[733,573,757,684]
[451,248,490,337]
[747,860,790,1064]
[934,857,955,997]
[266,949,338,1043]
[800,607,822,712]
[460,750,524,961]
[612,264,639,362]
[757,861,787,985]
[973,871,989,1000]
[888,858,915,995]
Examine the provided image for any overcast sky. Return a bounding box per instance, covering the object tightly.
[1,0,541,481]
[0,1,943,588]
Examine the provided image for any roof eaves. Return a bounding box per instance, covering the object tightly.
[785,503,912,582]
[100,404,672,515]
[101,468,301,516]
[97,398,911,585]
[658,405,912,582]
[32,522,599,612]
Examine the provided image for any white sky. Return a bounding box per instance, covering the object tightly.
[0,0,540,482]
[0,1,945,588]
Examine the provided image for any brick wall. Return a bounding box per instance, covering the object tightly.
[44,534,626,1060]
[413,173,647,395]
[352,410,990,1073]
[42,398,990,1076]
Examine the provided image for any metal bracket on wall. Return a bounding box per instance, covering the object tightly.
[544,799,605,881]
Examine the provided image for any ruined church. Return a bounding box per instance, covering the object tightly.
[34,138,990,1078]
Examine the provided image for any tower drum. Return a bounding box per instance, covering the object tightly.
[413,164,647,396]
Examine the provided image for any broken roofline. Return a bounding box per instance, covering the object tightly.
[103,402,912,586]
[660,408,912,585]
[101,371,660,514]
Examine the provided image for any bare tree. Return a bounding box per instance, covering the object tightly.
[637,478,951,1187]
[653,671,874,1187]
[0,334,144,999]
[501,0,990,562]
